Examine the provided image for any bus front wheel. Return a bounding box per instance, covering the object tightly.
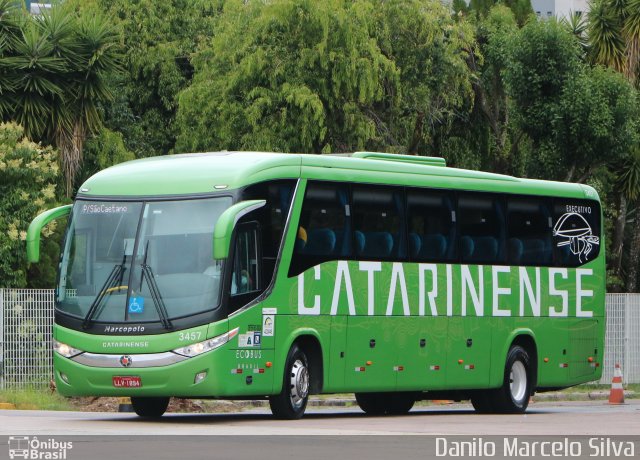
[131,396,170,417]
[269,344,310,419]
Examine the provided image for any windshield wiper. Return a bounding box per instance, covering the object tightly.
[139,241,173,330]
[82,249,128,330]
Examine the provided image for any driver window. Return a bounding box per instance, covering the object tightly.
[231,224,260,296]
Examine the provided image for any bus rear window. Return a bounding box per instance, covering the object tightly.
[552,200,601,266]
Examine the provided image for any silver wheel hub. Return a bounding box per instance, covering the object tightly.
[509,360,527,403]
[289,358,309,408]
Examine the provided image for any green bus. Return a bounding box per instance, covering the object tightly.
[27,151,605,419]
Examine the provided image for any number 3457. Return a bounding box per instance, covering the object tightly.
[178,331,202,341]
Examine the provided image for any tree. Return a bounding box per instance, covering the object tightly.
[467,0,534,25]
[588,0,640,86]
[504,19,637,181]
[587,0,640,291]
[464,5,521,173]
[0,122,60,288]
[561,11,589,57]
[64,0,221,158]
[0,1,123,195]
[609,148,640,290]
[176,0,399,153]
[372,0,476,156]
[175,0,476,156]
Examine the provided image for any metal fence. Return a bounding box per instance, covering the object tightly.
[599,294,640,384]
[0,289,639,388]
[0,289,55,389]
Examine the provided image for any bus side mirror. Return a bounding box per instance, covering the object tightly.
[213,200,266,260]
[26,204,72,263]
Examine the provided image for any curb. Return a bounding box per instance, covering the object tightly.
[219,391,638,409]
[0,402,16,410]
[238,392,638,408]
[531,390,637,402]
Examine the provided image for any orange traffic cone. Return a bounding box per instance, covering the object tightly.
[608,363,625,405]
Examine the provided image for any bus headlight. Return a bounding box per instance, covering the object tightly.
[173,327,239,358]
[54,340,84,358]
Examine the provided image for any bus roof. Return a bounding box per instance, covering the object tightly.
[77,151,597,200]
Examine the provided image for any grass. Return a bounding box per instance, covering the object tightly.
[561,383,640,393]
[0,389,73,411]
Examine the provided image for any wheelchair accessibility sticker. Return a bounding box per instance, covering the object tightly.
[238,331,261,348]
[128,296,144,314]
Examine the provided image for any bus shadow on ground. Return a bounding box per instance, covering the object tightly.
[90,406,554,424]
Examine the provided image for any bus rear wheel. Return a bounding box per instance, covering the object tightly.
[131,396,170,417]
[471,392,494,413]
[269,344,310,420]
[490,345,531,414]
[355,392,415,415]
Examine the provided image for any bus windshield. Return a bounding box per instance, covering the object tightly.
[57,197,233,326]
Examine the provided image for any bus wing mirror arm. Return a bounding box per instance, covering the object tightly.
[26,204,72,263]
[213,200,266,260]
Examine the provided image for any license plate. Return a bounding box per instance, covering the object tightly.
[112,376,142,388]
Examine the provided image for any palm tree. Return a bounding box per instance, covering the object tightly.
[619,148,640,291]
[588,0,626,71]
[562,11,589,57]
[0,2,122,195]
[611,150,640,289]
[621,0,640,85]
[587,0,640,291]
[588,0,640,84]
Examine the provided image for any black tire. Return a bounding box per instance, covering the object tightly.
[355,392,415,415]
[130,397,170,417]
[355,392,386,415]
[490,345,532,414]
[470,391,494,414]
[269,344,310,420]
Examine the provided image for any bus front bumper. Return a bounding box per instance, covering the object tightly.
[53,351,233,397]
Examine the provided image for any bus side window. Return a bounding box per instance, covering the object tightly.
[352,185,404,260]
[230,224,260,297]
[407,189,457,262]
[458,193,506,265]
[242,179,296,289]
[289,181,350,276]
[506,197,552,266]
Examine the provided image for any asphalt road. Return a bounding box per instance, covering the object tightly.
[0,400,638,436]
[1,401,638,460]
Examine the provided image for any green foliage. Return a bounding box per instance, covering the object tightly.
[175,0,475,155]
[373,0,476,155]
[451,0,469,16]
[504,19,582,143]
[617,147,640,201]
[176,0,398,153]
[463,5,519,172]
[505,19,639,181]
[555,67,639,178]
[0,122,61,288]
[468,0,533,25]
[561,11,589,57]
[588,0,640,85]
[0,0,123,195]
[82,127,135,178]
[66,0,222,158]
[0,389,72,410]
[588,0,626,71]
